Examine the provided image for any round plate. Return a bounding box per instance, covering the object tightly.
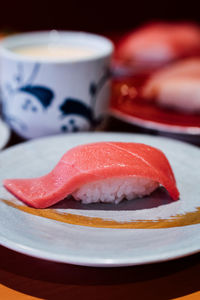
[0,132,200,267]
[0,118,10,150]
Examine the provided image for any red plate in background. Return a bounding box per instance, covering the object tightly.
[110,79,200,135]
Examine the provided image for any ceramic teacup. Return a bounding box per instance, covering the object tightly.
[0,31,113,139]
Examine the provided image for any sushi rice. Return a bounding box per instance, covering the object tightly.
[72,176,159,204]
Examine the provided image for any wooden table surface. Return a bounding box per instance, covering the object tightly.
[0,120,200,300]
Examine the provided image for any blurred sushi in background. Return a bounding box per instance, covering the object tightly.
[111,22,200,114]
[110,22,200,144]
[142,58,200,113]
[112,22,200,76]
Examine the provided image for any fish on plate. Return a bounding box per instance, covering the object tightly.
[115,22,200,68]
[4,142,179,208]
[142,58,200,113]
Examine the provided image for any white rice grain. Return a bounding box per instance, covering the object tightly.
[72,177,159,204]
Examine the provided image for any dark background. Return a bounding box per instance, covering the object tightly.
[0,0,200,33]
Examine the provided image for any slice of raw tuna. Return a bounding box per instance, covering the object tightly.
[4,142,179,208]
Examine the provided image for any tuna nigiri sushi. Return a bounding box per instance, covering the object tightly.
[115,22,200,67]
[142,58,200,113]
[3,142,179,208]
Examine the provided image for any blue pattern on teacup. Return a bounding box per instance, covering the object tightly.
[3,63,54,134]
[2,63,110,138]
[59,98,93,132]
[20,85,54,110]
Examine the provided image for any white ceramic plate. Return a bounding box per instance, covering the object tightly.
[0,118,10,150]
[0,132,200,267]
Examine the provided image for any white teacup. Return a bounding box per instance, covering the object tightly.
[0,31,113,139]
